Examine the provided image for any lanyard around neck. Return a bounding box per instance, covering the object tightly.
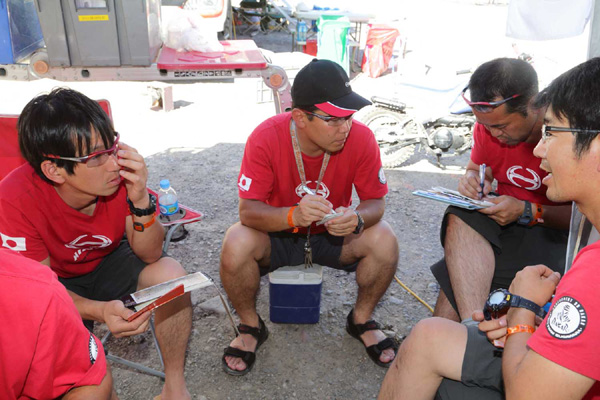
[289,120,330,193]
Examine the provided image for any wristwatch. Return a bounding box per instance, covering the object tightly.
[484,288,547,320]
[517,200,533,226]
[127,193,157,217]
[353,210,364,234]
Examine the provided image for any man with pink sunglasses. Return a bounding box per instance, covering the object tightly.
[430,58,571,323]
[0,88,193,400]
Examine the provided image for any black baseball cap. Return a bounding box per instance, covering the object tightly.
[291,59,371,117]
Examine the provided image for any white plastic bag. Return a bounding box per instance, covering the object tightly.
[164,8,223,53]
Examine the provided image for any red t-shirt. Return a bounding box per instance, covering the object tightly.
[0,249,107,399]
[238,113,388,234]
[528,241,600,399]
[470,123,559,205]
[0,164,128,278]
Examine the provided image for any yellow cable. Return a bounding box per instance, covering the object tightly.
[394,275,434,314]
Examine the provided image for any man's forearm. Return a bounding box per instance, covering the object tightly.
[239,200,292,232]
[502,308,537,399]
[355,198,385,229]
[126,215,165,263]
[67,289,107,322]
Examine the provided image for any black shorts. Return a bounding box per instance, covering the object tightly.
[263,231,359,276]
[431,206,568,312]
[435,326,504,400]
[58,239,154,330]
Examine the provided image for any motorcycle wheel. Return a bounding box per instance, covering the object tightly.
[357,106,421,168]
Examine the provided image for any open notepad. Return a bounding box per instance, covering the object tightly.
[120,272,212,320]
[412,187,494,210]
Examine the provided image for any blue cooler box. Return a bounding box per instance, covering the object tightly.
[269,265,323,324]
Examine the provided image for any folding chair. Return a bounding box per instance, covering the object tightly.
[0,100,202,379]
[234,0,268,35]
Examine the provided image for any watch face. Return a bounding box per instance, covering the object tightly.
[489,291,506,305]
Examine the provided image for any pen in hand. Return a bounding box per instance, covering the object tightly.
[479,163,486,200]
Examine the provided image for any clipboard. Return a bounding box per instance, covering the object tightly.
[412,187,494,210]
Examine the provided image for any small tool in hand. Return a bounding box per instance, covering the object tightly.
[479,163,486,200]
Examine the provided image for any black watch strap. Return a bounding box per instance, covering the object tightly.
[127,193,157,217]
[353,211,364,234]
[517,200,533,226]
[509,294,547,319]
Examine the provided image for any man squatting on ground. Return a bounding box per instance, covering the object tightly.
[378,57,600,400]
[0,249,114,399]
[0,88,192,400]
[430,58,571,323]
[220,59,400,375]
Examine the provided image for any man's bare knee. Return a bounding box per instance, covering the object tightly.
[220,223,268,273]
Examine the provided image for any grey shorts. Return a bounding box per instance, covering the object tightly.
[263,231,358,276]
[431,206,568,312]
[436,325,504,400]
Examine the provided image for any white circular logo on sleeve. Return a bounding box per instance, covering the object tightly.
[89,334,98,364]
[378,167,387,184]
[546,296,587,340]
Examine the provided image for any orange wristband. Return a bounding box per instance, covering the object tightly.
[530,203,544,226]
[506,324,535,338]
[287,206,298,233]
[132,214,156,232]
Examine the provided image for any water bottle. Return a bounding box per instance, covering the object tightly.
[297,20,307,44]
[158,179,179,216]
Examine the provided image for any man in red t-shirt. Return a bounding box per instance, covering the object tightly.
[379,56,600,400]
[0,88,192,399]
[220,59,399,375]
[0,248,114,399]
[430,58,571,323]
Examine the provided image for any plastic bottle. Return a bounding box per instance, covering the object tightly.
[158,179,179,216]
[297,20,307,44]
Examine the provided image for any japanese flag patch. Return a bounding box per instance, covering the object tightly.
[546,296,587,340]
[378,167,387,184]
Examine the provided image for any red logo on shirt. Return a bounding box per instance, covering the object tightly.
[506,166,541,190]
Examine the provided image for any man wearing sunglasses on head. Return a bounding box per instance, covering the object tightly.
[0,88,193,400]
[430,58,570,324]
[220,59,399,375]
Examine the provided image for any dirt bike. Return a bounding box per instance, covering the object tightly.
[356,70,476,168]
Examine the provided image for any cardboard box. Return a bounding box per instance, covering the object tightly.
[269,264,323,324]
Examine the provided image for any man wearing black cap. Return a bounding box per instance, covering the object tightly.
[219,59,399,375]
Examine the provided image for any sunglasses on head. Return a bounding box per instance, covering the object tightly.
[302,110,353,127]
[45,132,120,168]
[461,87,521,113]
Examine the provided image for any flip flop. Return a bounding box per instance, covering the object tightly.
[346,308,398,368]
[222,315,269,376]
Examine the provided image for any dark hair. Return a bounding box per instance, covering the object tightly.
[291,103,318,121]
[18,88,115,183]
[533,57,600,157]
[469,58,538,116]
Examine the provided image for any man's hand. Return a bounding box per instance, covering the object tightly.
[293,194,333,227]
[103,300,151,338]
[473,310,508,347]
[458,169,491,199]
[478,195,524,225]
[117,142,149,207]
[324,207,356,237]
[509,265,561,306]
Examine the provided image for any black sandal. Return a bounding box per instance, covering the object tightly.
[222,315,269,376]
[346,309,398,368]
